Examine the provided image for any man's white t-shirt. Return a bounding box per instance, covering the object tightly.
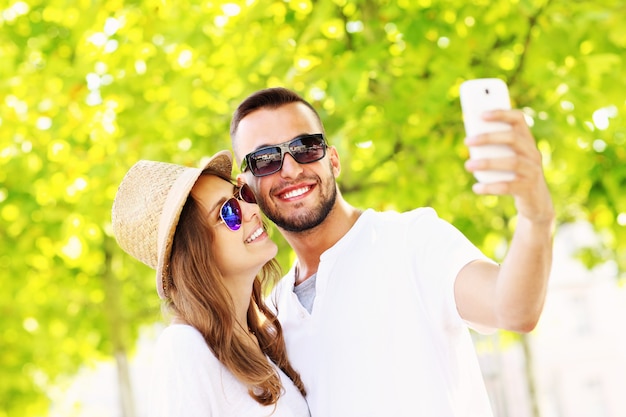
[271,208,494,417]
[149,324,310,417]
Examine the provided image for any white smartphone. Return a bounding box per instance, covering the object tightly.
[460,78,514,183]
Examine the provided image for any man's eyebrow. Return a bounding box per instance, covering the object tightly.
[250,133,310,152]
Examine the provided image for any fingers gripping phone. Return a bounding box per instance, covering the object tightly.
[460,78,515,184]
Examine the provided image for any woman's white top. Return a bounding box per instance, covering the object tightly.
[149,324,310,417]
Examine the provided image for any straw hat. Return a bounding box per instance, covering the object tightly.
[111,151,233,299]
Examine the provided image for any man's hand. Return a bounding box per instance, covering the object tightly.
[464,109,554,224]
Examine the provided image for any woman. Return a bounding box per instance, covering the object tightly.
[111,150,309,416]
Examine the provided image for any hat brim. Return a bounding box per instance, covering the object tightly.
[155,150,233,299]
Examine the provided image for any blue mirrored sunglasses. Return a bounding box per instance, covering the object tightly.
[219,183,256,231]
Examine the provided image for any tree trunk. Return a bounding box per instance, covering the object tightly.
[521,333,541,417]
[103,236,136,417]
[115,348,136,417]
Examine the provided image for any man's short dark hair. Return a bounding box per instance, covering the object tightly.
[230,87,323,138]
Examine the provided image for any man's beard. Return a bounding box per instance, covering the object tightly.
[258,175,337,233]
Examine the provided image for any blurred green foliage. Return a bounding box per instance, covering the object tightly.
[1,0,624,415]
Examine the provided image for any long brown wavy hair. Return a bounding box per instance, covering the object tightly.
[164,169,306,405]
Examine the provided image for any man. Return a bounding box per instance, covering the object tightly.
[230,87,554,417]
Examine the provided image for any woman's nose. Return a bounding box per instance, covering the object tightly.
[240,199,259,223]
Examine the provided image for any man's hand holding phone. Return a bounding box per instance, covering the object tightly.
[459,78,553,224]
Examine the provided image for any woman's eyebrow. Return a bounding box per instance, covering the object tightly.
[208,184,238,214]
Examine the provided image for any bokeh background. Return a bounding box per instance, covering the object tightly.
[1,0,625,416]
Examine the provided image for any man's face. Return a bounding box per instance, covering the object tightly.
[233,102,341,233]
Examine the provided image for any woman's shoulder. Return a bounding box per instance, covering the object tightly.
[158,323,204,342]
[155,324,216,363]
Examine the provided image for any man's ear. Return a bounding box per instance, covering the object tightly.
[328,146,341,177]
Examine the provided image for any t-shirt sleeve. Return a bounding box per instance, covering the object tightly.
[407,208,493,329]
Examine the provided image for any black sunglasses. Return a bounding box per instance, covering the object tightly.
[240,133,327,177]
[219,183,256,231]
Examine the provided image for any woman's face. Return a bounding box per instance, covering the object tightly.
[190,174,277,279]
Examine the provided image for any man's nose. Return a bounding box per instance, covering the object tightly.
[279,152,303,179]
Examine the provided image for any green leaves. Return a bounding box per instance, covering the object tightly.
[1,0,625,414]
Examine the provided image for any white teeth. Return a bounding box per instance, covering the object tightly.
[245,227,264,243]
[283,186,310,199]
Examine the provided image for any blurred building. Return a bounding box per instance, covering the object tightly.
[477,222,626,417]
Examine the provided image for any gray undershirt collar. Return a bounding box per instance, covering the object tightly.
[293,273,317,314]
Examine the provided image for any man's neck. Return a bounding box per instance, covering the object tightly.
[282,197,362,285]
